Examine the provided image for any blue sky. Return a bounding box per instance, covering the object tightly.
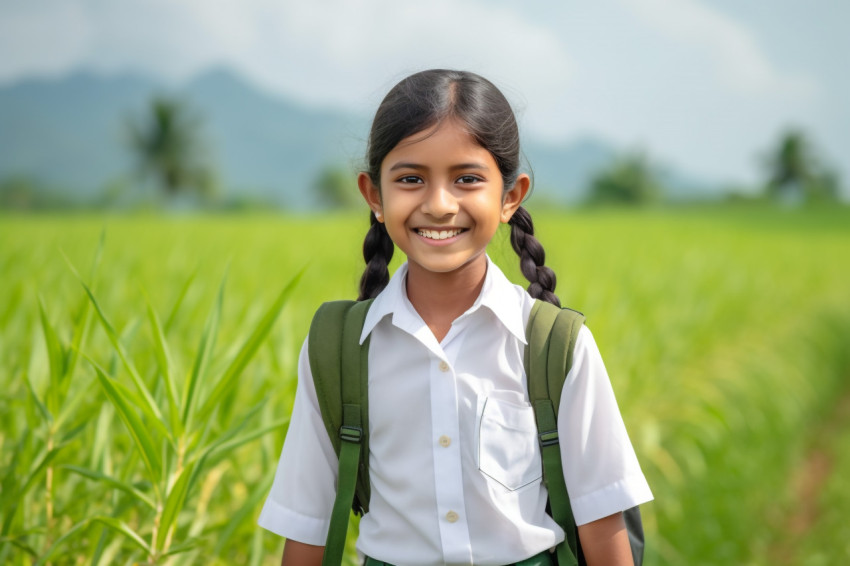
[2,0,847,192]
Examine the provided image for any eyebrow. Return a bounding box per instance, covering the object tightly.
[388,162,490,172]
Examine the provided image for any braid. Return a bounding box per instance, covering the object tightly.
[508,207,560,307]
[358,211,395,300]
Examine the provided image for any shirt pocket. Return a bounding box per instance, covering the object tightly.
[476,395,543,491]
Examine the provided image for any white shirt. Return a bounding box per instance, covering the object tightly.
[258,258,653,565]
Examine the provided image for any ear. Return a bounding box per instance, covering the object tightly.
[358,172,383,222]
[500,173,530,223]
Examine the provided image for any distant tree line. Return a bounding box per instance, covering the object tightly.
[0,92,844,211]
[584,128,843,207]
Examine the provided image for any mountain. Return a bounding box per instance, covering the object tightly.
[0,68,718,208]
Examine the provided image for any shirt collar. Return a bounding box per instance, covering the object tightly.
[359,256,528,345]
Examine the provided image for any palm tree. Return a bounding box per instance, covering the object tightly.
[764,128,838,203]
[127,95,216,199]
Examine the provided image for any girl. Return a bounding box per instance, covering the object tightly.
[259,69,653,566]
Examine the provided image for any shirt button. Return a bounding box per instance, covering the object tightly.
[446,511,459,523]
[438,361,450,372]
[438,435,451,447]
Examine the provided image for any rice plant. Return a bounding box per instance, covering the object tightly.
[1,205,849,565]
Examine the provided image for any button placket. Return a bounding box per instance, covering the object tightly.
[429,353,471,558]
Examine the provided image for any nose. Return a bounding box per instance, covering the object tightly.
[421,182,459,219]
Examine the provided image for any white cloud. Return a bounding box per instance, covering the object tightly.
[621,0,819,98]
[0,0,573,112]
[0,1,91,83]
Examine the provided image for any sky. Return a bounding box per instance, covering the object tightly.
[2,0,848,192]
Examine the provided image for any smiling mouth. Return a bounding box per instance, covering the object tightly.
[416,228,466,240]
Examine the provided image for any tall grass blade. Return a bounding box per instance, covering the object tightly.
[0,435,25,536]
[88,227,106,282]
[155,462,195,552]
[87,357,170,440]
[24,368,51,425]
[182,270,226,429]
[164,265,199,333]
[185,403,280,490]
[195,269,303,423]
[75,276,166,428]
[142,289,183,437]
[194,419,289,471]
[62,465,157,510]
[90,516,151,555]
[32,519,91,566]
[1,444,64,537]
[38,295,65,415]
[53,371,96,430]
[1,536,37,558]
[92,362,163,490]
[160,538,201,558]
[213,472,273,555]
[63,293,93,391]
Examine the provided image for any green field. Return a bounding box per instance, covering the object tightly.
[2,205,849,565]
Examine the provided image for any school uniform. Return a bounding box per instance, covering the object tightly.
[259,256,653,565]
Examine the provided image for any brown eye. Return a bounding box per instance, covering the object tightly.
[457,175,482,184]
[399,175,423,184]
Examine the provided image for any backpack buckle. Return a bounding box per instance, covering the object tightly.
[538,430,560,448]
[340,425,363,443]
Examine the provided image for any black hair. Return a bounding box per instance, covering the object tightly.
[357,69,559,307]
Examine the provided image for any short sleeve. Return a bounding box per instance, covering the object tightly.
[257,337,339,545]
[557,326,653,525]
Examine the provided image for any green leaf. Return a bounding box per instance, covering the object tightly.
[53,367,96,430]
[24,368,51,425]
[74,274,166,430]
[59,420,89,444]
[1,443,65,537]
[91,362,163,489]
[191,417,288,475]
[91,516,151,555]
[92,362,170,441]
[142,289,183,438]
[62,465,157,510]
[0,534,38,558]
[38,295,66,415]
[160,537,201,558]
[164,265,199,333]
[19,444,65,503]
[213,471,274,555]
[185,402,272,490]
[182,269,227,429]
[195,269,303,424]
[156,462,195,552]
[64,293,94,391]
[89,227,106,282]
[32,519,92,566]
[0,434,25,535]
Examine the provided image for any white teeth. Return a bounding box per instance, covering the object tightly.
[417,228,463,240]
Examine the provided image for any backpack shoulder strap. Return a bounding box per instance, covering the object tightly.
[307,299,373,566]
[526,300,645,566]
[525,299,585,566]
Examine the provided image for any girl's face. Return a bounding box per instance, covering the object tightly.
[359,119,528,279]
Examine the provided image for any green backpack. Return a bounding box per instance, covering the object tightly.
[307,299,644,566]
